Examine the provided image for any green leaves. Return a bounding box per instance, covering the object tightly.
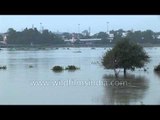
[102,38,149,74]
[6,28,64,45]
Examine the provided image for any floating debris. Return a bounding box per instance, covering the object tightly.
[73,51,81,53]
[0,66,7,70]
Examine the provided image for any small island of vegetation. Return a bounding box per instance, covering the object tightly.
[154,64,160,72]
[65,65,80,71]
[51,66,64,72]
[0,66,7,70]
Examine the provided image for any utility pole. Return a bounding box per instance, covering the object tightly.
[40,23,43,33]
[89,27,91,36]
[32,24,34,29]
[107,22,109,34]
[78,24,80,33]
[78,24,80,39]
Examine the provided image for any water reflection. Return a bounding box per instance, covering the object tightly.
[1,47,160,104]
[102,74,149,105]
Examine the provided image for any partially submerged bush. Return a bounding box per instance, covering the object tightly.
[29,65,33,68]
[65,65,80,71]
[52,66,64,72]
[154,64,160,72]
[0,66,7,70]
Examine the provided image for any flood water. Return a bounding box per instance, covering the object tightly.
[0,47,160,105]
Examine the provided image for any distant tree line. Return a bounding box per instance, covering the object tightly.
[3,28,160,45]
[6,28,64,45]
[62,29,160,44]
[0,35,3,41]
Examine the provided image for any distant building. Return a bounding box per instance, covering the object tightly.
[64,35,76,44]
[64,38,101,45]
[0,33,7,45]
[79,38,101,45]
[64,38,75,44]
[108,33,114,42]
[79,38,101,42]
[156,35,160,39]
[122,32,128,37]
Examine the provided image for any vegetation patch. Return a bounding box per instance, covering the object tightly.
[29,65,33,68]
[154,64,160,72]
[102,38,149,77]
[0,66,7,70]
[52,66,64,72]
[65,65,80,71]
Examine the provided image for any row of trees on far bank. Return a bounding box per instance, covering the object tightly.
[63,29,160,43]
[6,28,64,45]
[1,28,160,45]
[54,29,160,44]
[94,29,160,44]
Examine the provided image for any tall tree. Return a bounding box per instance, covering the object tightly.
[102,38,149,77]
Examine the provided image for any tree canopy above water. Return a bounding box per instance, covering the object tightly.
[102,38,150,77]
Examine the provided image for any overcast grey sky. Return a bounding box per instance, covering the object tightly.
[0,15,160,34]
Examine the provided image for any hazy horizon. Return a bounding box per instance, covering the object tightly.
[0,15,160,34]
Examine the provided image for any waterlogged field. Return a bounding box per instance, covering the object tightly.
[0,47,160,105]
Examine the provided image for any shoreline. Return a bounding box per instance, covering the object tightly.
[1,43,160,48]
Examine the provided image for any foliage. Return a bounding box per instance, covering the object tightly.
[154,64,160,72]
[52,66,64,72]
[0,35,3,41]
[4,27,160,45]
[65,65,80,71]
[0,66,7,70]
[102,38,149,76]
[6,28,64,45]
[62,32,72,39]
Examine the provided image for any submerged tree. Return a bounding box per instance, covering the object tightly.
[102,49,120,77]
[102,38,149,77]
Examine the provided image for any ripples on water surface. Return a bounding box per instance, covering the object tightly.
[0,47,160,105]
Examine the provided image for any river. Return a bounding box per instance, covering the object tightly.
[0,47,160,105]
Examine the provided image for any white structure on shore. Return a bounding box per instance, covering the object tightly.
[0,33,7,45]
[108,33,114,42]
[122,32,128,37]
[79,38,101,41]
[64,38,101,44]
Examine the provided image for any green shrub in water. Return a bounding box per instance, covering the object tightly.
[65,65,80,71]
[0,66,7,70]
[52,66,64,72]
[154,64,160,72]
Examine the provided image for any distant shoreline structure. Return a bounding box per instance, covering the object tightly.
[1,43,160,48]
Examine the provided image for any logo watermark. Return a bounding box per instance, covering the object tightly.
[31,79,129,87]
